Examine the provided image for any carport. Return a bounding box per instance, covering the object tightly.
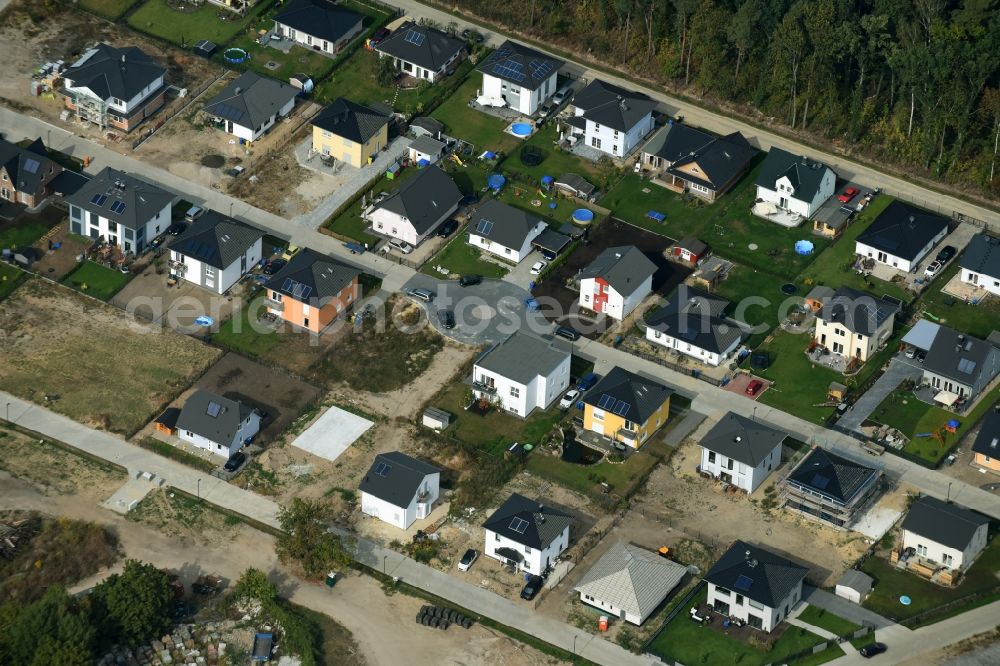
[902,318,941,353]
[531,228,571,256]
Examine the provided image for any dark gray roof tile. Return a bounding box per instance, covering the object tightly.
[358,451,440,508]
[375,21,465,72]
[705,540,808,608]
[482,493,572,550]
[313,98,390,144]
[901,496,989,550]
[857,200,949,261]
[699,412,786,466]
[372,166,462,235]
[169,211,263,270]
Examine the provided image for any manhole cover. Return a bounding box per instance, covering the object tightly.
[201,154,225,168]
[265,60,280,70]
[748,243,759,250]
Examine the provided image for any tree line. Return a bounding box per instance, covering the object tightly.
[445,0,1000,201]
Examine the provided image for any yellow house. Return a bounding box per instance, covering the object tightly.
[582,367,673,449]
[311,98,390,168]
[972,410,1000,474]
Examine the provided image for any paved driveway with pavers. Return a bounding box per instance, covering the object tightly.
[837,355,923,433]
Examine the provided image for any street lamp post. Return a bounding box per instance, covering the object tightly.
[383,555,387,575]
[573,635,577,655]
[197,478,201,501]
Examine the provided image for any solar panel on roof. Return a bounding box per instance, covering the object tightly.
[613,400,630,417]
[528,59,553,81]
[872,235,899,252]
[282,277,295,292]
[374,461,392,477]
[734,574,753,592]
[292,283,312,301]
[476,219,494,235]
[509,517,529,534]
[213,102,244,123]
[597,394,616,409]
[110,200,126,215]
[23,158,40,174]
[206,401,222,418]
[957,358,978,374]
[90,193,108,206]
[403,29,426,46]
[811,473,831,490]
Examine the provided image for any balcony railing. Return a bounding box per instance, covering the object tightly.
[264,297,284,311]
[472,381,497,394]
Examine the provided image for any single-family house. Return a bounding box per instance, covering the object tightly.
[645,288,745,367]
[358,451,441,530]
[311,98,390,168]
[813,286,900,363]
[554,172,596,200]
[574,541,687,626]
[754,147,836,219]
[698,412,786,494]
[176,389,261,459]
[168,211,263,294]
[375,21,465,83]
[471,330,571,417]
[671,237,708,264]
[368,166,461,245]
[781,447,882,529]
[855,200,950,272]
[203,71,298,143]
[477,40,562,116]
[265,248,361,334]
[467,200,547,263]
[582,367,673,449]
[900,495,989,573]
[66,167,173,253]
[705,540,807,633]
[483,493,572,576]
[835,570,873,604]
[577,245,656,321]
[0,137,62,208]
[641,123,755,201]
[971,408,1000,473]
[564,79,656,158]
[960,233,1000,297]
[273,0,364,55]
[920,325,1000,403]
[407,135,446,166]
[60,43,167,132]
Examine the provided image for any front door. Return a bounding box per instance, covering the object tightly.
[877,251,888,263]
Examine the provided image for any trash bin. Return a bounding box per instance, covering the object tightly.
[325,572,337,588]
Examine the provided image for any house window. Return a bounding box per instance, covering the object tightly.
[715,587,730,597]
[594,124,600,131]
[205,266,216,277]
[916,544,928,556]
[943,553,954,566]
[591,137,602,149]
[271,292,282,302]
[495,533,500,541]
[736,594,744,606]
[747,614,763,630]
[524,546,531,554]
[708,451,716,463]
[510,386,520,398]
[749,599,765,611]
[504,247,511,254]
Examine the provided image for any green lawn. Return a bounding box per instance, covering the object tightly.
[227,37,341,83]
[0,264,26,301]
[916,259,1000,339]
[0,220,54,250]
[799,196,910,303]
[714,265,790,347]
[493,185,603,230]
[212,298,283,357]
[648,588,839,665]
[797,605,862,638]
[431,75,522,153]
[422,232,508,279]
[861,535,1000,622]
[128,0,268,46]
[753,330,840,424]
[499,124,604,185]
[76,0,140,20]
[60,261,131,301]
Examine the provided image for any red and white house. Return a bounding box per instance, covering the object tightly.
[578,246,657,321]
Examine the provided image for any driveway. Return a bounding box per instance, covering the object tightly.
[837,355,923,433]
[802,586,894,629]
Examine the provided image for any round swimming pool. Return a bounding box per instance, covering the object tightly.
[223,47,249,64]
[194,315,215,327]
[511,122,532,136]
[572,208,595,224]
[794,239,815,255]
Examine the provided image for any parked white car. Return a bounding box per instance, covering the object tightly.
[559,389,580,409]
[530,260,547,275]
[457,548,479,572]
[388,239,413,254]
[924,260,942,277]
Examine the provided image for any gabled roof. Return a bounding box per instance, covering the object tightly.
[468,199,544,249]
[645,288,743,354]
[65,166,173,230]
[476,40,563,91]
[971,408,1000,459]
[554,172,595,198]
[358,451,440,509]
[582,366,673,425]
[574,542,687,621]
[0,137,56,195]
[482,492,572,550]
[176,389,254,446]
[408,135,445,155]
[665,131,756,191]
[312,97,390,144]
[372,166,462,235]
[375,21,465,72]
[901,496,989,551]
[644,123,714,163]
[705,540,807,608]
[203,71,298,131]
[578,245,656,296]
[921,325,1000,388]
[699,412,786,466]
[169,211,263,270]
[674,236,708,256]
[63,43,165,102]
[836,569,873,596]
[274,0,364,44]
[571,79,656,133]
[475,330,570,385]
[787,448,879,505]
[960,233,1000,280]
[265,248,360,305]
[816,286,900,336]
[755,147,835,201]
[856,200,949,261]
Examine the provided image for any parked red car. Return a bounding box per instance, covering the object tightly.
[838,187,860,203]
[745,380,764,397]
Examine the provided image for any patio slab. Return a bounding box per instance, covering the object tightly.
[290,404,374,462]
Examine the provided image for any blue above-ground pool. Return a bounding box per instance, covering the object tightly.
[511,122,532,137]
[572,208,595,224]
[794,240,815,255]
[194,315,215,327]
[223,47,248,64]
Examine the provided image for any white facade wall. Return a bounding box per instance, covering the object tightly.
[370,202,457,246]
[577,113,654,158]
[814,315,893,362]
[707,580,802,633]
[578,275,652,321]
[70,202,170,253]
[834,584,862,604]
[171,238,261,294]
[66,74,166,113]
[178,411,261,459]
[484,526,569,575]
[578,591,643,625]
[961,268,1000,296]
[223,97,295,142]
[469,222,546,263]
[481,72,557,115]
[277,22,362,54]
[756,169,835,218]
[645,326,739,367]
[902,524,988,571]
[856,227,947,273]
[360,472,440,529]
[383,53,459,83]
[472,355,570,417]
[699,445,781,494]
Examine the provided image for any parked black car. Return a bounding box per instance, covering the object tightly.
[166,222,186,236]
[459,274,482,287]
[263,259,286,275]
[520,575,544,600]
[555,326,580,341]
[936,245,957,263]
[437,220,459,237]
[224,451,246,472]
[438,309,455,329]
[859,642,887,658]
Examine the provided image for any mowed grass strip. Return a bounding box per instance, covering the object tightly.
[128,0,263,46]
[61,260,132,301]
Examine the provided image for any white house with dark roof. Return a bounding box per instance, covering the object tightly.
[645,288,745,367]
[565,79,656,158]
[960,233,1000,297]
[60,43,167,132]
[367,166,461,245]
[375,21,465,83]
[273,0,364,55]
[705,540,808,632]
[856,200,950,272]
[754,147,836,219]
[781,447,883,529]
[919,325,1000,403]
[900,496,989,572]
[176,389,260,459]
[358,451,440,529]
[814,286,900,363]
[468,199,547,263]
[641,123,756,201]
[578,245,656,321]
[483,493,572,575]
[203,71,299,142]
[66,167,173,253]
[698,412,786,494]
[574,541,687,625]
[168,211,263,294]
[472,330,571,417]
[476,40,562,115]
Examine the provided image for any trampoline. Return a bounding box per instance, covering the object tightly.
[223,47,249,64]
[520,144,543,166]
[647,210,667,223]
[781,284,797,295]
[794,240,815,255]
[572,209,594,224]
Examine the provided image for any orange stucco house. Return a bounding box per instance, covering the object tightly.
[264,248,361,333]
[972,409,1000,473]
